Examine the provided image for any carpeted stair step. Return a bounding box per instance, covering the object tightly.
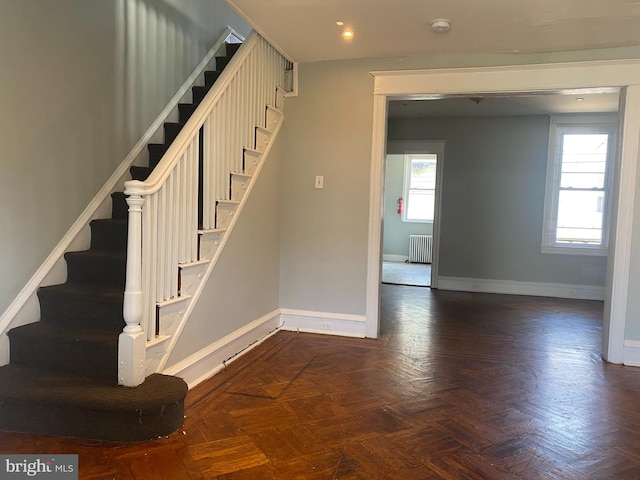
[8,322,118,379]
[65,250,126,289]
[192,85,211,104]
[111,192,128,220]
[226,42,241,57]
[148,143,169,169]
[215,55,232,71]
[178,103,197,124]
[164,122,184,144]
[90,218,127,252]
[0,365,188,441]
[37,283,124,332]
[204,70,221,87]
[130,165,153,181]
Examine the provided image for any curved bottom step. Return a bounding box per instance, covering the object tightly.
[0,366,188,442]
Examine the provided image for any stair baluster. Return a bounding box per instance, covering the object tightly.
[119,193,146,387]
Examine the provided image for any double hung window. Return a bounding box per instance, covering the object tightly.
[542,115,617,255]
[403,154,437,223]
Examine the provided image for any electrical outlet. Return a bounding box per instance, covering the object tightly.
[320,321,332,330]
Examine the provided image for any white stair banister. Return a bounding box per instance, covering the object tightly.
[119,32,292,386]
[119,192,146,387]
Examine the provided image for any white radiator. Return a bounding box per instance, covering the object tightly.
[409,235,433,264]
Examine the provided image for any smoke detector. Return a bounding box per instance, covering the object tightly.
[431,19,451,33]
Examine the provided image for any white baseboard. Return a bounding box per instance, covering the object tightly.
[280,309,367,338]
[437,276,605,301]
[162,309,281,389]
[623,340,640,366]
[383,254,409,262]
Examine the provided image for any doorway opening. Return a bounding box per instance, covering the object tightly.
[364,61,640,356]
[381,141,444,288]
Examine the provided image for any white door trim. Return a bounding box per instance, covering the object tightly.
[366,59,640,361]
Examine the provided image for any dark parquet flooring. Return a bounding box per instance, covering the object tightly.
[2,285,640,479]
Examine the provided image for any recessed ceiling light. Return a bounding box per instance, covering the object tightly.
[336,21,344,26]
[431,19,451,33]
[575,97,585,102]
[342,29,354,39]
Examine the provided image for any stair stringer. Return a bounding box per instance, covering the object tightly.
[0,27,244,366]
[146,96,285,376]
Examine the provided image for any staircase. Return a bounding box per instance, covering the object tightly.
[0,43,245,442]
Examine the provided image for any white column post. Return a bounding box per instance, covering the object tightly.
[119,193,146,387]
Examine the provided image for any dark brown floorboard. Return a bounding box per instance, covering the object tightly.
[2,286,640,479]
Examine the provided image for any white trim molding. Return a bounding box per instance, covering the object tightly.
[162,307,368,389]
[604,85,640,363]
[369,59,640,364]
[280,309,367,338]
[623,340,640,367]
[437,276,605,301]
[162,309,281,389]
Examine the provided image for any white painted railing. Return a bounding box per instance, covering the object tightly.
[119,32,290,386]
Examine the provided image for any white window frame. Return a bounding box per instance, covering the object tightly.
[541,114,618,256]
[402,154,437,223]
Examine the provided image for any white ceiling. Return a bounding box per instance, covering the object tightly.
[226,0,640,63]
[226,1,632,116]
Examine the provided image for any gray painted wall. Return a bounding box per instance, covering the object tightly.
[387,115,607,285]
[0,0,250,317]
[278,62,372,315]
[383,155,431,258]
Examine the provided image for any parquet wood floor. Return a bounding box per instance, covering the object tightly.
[2,286,640,479]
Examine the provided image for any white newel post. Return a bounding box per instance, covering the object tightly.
[119,193,146,387]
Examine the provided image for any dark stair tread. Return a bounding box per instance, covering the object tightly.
[111,192,128,220]
[0,365,187,441]
[0,365,186,410]
[39,282,123,301]
[148,143,169,168]
[178,103,197,123]
[226,42,241,56]
[37,282,125,332]
[90,218,127,251]
[65,250,126,289]
[215,56,231,71]
[8,321,119,345]
[204,70,221,86]
[164,122,184,144]
[8,322,118,379]
[192,85,211,104]
[91,217,127,227]
[65,249,126,261]
[130,165,153,181]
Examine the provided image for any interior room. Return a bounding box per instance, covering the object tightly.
[1,0,640,477]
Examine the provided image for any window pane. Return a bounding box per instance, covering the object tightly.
[560,134,608,189]
[560,172,606,189]
[407,190,435,221]
[410,158,437,190]
[556,190,604,244]
[562,133,609,156]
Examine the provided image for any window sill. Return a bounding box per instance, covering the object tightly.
[541,245,608,257]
